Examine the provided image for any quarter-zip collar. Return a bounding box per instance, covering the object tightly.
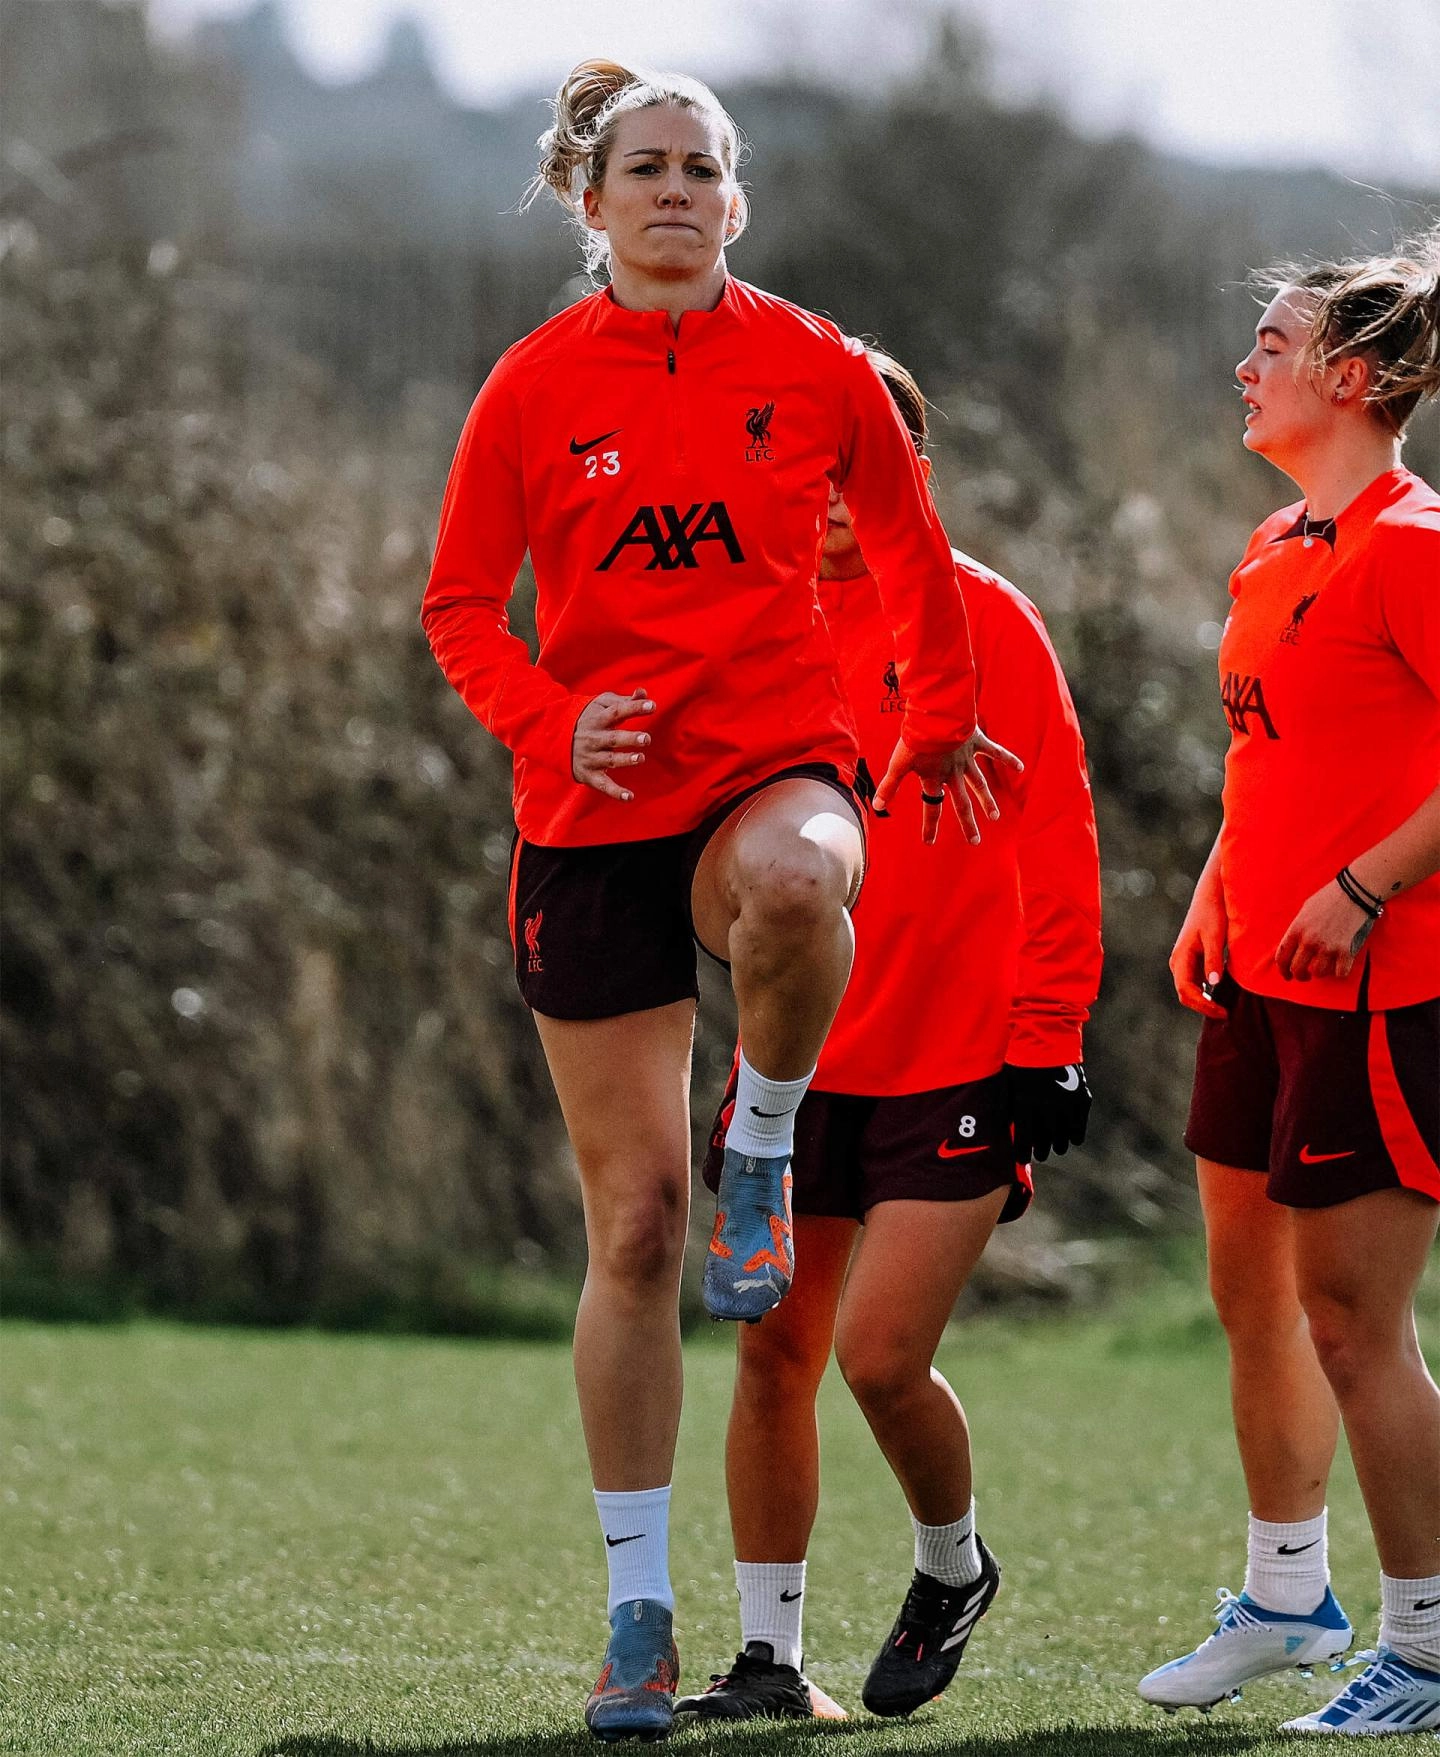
[589,275,741,348]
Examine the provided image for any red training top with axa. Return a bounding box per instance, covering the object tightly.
[1219,468,1440,1011]
[814,554,1103,1094]
[422,278,976,847]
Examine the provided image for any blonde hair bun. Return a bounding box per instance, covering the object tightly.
[537,60,638,203]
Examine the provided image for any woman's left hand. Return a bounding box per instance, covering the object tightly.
[873,726,1023,846]
[1275,882,1377,982]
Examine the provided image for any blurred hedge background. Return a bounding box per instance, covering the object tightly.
[3,0,1437,1329]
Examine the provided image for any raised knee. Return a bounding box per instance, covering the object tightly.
[587,1178,688,1288]
[736,843,846,939]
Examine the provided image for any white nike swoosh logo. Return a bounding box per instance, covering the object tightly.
[1056,1066,1081,1092]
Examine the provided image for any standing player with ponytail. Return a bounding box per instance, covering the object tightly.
[422,62,1016,1741]
[1140,229,1440,1735]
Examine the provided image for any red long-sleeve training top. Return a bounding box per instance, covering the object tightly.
[422,278,976,846]
[815,553,1103,1094]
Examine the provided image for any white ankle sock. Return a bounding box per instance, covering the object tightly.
[913,1499,980,1587]
[595,1486,673,1615]
[735,1559,806,1671]
[723,1053,813,1159]
[1380,1570,1440,1671]
[1243,1509,1329,1614]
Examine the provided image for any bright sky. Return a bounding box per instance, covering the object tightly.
[148,0,1440,182]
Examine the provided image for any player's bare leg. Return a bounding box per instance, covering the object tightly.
[677,1217,857,1722]
[1139,1163,1351,1712]
[833,1191,1008,1716]
[833,1192,1006,1519]
[1293,1188,1439,1578]
[1278,1190,1440,1731]
[535,999,694,1740]
[727,1217,857,1559]
[693,779,864,1078]
[692,780,864,1321]
[1198,1159,1339,1520]
[536,999,696,1491]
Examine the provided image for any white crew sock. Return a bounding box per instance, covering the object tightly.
[1243,1509,1330,1614]
[736,1559,806,1671]
[595,1486,673,1615]
[727,1047,814,1159]
[723,1052,814,1160]
[914,1499,980,1587]
[1380,1570,1440,1671]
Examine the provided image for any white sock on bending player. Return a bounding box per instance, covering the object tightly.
[913,1498,981,1587]
[736,1559,807,1671]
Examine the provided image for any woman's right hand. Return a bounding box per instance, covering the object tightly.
[1169,872,1229,1018]
[571,688,656,801]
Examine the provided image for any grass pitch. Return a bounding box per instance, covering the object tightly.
[3,1265,1433,1757]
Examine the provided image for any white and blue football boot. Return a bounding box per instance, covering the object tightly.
[1281,1647,1440,1735]
[1139,1587,1353,1711]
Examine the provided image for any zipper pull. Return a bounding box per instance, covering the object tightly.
[667,349,676,375]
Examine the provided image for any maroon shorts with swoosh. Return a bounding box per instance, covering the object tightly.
[508,762,862,1019]
[702,1064,1032,1223]
[1185,973,1440,1207]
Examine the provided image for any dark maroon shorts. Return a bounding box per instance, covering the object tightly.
[1185,973,1440,1207]
[703,1062,1033,1224]
[508,763,863,1021]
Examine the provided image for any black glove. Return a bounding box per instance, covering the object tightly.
[1004,1062,1091,1163]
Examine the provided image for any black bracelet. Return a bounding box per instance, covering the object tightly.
[1341,866,1384,909]
[1336,867,1384,920]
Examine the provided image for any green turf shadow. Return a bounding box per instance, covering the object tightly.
[261,1720,1285,1757]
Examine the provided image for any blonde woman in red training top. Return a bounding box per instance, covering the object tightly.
[421,61,1017,1741]
[1140,229,1440,1736]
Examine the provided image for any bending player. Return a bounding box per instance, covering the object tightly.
[1140,229,1440,1734]
[677,350,1102,1722]
[422,63,1018,1742]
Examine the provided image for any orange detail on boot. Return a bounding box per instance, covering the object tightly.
[644,1646,680,1692]
[743,1213,792,1277]
[707,1211,733,1258]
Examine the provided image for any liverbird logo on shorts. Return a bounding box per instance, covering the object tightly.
[523,911,543,974]
[744,401,775,462]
